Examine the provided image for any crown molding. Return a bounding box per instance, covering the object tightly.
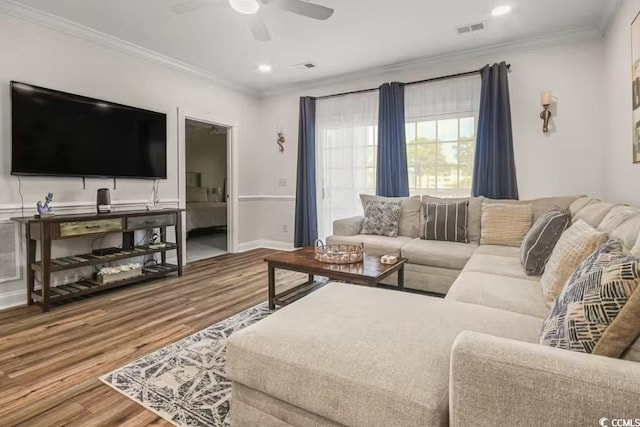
[260,26,603,98]
[0,0,258,97]
[599,0,623,35]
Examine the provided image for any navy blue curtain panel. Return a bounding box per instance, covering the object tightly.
[376,82,410,197]
[294,97,318,247]
[472,62,519,199]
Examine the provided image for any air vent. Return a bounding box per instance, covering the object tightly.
[293,62,317,70]
[0,221,19,284]
[456,21,485,34]
[170,0,212,14]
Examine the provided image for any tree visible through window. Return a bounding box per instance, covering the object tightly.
[405,116,476,198]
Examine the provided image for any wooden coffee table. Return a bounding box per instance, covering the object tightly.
[264,247,407,309]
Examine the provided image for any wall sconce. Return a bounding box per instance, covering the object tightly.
[540,90,553,133]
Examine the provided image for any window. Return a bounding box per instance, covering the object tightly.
[405,115,476,198]
[404,76,481,198]
[316,92,379,240]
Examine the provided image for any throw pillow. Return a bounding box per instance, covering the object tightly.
[421,196,484,242]
[422,200,469,243]
[539,220,608,307]
[360,195,421,238]
[480,203,533,247]
[540,246,640,358]
[360,200,402,237]
[520,209,571,276]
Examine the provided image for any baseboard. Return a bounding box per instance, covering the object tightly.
[236,240,294,252]
[0,289,26,310]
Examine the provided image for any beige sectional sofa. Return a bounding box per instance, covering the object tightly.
[327,195,580,294]
[227,196,640,426]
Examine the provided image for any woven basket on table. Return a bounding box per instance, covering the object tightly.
[314,240,364,264]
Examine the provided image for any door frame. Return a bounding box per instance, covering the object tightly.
[177,107,239,264]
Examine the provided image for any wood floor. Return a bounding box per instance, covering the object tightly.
[0,249,306,426]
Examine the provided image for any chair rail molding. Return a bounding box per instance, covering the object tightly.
[238,195,296,202]
[0,199,180,216]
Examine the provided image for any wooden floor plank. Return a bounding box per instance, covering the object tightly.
[0,249,300,426]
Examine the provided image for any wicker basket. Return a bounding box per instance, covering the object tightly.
[314,239,364,264]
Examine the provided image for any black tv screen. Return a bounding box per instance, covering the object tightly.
[11,81,167,179]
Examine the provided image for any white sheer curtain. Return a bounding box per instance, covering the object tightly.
[316,91,379,241]
[404,76,481,197]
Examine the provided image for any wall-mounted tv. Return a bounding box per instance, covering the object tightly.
[11,81,167,179]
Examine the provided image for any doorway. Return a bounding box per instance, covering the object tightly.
[185,119,229,262]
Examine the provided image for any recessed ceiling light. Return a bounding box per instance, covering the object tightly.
[258,64,272,73]
[491,5,511,16]
[229,0,259,15]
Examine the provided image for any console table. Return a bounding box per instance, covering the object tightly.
[11,209,184,312]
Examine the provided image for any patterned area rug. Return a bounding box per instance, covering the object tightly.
[100,303,272,426]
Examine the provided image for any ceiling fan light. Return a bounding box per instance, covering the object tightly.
[229,0,260,14]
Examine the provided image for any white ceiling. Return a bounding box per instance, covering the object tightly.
[11,0,619,93]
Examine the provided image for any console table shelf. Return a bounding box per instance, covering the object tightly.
[30,243,178,273]
[31,263,179,304]
[12,209,184,312]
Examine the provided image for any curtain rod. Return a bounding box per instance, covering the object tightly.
[314,64,511,101]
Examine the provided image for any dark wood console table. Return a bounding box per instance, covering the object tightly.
[11,209,184,312]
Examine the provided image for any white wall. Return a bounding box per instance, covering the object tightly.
[605,0,640,205]
[255,36,608,245]
[0,13,263,308]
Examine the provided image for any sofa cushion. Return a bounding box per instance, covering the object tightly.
[463,253,538,282]
[401,239,477,270]
[569,198,616,228]
[326,234,413,257]
[360,194,421,238]
[540,247,640,358]
[473,245,521,257]
[227,284,543,427]
[539,220,608,307]
[485,195,582,222]
[520,209,571,276]
[446,272,548,318]
[421,196,484,243]
[480,203,533,247]
[360,200,402,237]
[422,200,469,243]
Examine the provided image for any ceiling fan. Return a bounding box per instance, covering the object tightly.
[171,0,335,42]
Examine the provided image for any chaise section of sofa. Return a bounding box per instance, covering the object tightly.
[228,284,544,427]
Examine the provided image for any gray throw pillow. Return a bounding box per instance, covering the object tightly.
[360,200,402,237]
[422,200,469,243]
[520,209,571,276]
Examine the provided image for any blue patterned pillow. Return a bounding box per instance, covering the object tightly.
[540,240,640,357]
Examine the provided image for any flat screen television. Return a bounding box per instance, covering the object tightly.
[11,81,167,179]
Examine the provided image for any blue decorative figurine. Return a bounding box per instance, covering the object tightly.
[36,193,55,217]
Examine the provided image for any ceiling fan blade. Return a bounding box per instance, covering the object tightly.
[249,14,272,41]
[270,0,334,20]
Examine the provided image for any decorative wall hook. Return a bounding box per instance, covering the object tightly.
[540,90,553,133]
[277,132,285,152]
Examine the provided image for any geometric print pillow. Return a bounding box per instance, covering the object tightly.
[360,200,402,237]
[568,240,637,283]
[540,246,640,358]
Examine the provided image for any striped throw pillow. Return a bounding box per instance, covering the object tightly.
[520,209,571,276]
[422,201,469,243]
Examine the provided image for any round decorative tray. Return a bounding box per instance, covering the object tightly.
[314,239,364,264]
